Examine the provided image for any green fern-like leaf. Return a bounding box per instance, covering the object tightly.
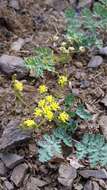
[65,2,107,48]
[25,47,55,77]
[76,133,107,167]
[76,105,92,121]
[37,127,72,162]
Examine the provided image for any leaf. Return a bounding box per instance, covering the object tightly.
[37,127,72,162]
[76,105,92,120]
[76,133,107,167]
[64,93,75,108]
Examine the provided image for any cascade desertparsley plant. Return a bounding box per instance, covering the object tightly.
[23,75,69,128]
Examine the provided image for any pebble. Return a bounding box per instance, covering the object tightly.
[79,169,107,179]
[88,56,103,68]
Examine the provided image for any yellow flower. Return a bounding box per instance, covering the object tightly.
[61,42,67,47]
[45,95,54,103]
[13,80,23,91]
[58,111,69,123]
[59,47,69,54]
[38,99,46,108]
[23,119,35,128]
[51,101,60,111]
[79,46,85,53]
[53,35,59,41]
[58,75,68,87]
[44,110,54,121]
[68,46,75,52]
[38,85,47,94]
[34,108,42,117]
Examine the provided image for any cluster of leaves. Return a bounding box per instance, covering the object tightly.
[65,2,107,48]
[38,127,72,162]
[76,133,107,167]
[25,47,55,77]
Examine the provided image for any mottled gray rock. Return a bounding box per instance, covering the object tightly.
[0,153,24,169]
[26,177,47,190]
[11,38,25,52]
[0,160,7,176]
[3,180,14,190]
[88,56,103,68]
[99,47,107,56]
[0,120,32,151]
[99,115,107,140]
[9,0,20,10]
[84,181,93,190]
[11,163,28,187]
[0,54,29,79]
[79,169,107,179]
[58,163,77,187]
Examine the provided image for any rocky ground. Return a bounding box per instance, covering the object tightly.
[1,0,107,190]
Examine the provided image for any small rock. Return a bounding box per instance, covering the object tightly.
[88,56,103,68]
[99,115,107,140]
[0,153,24,169]
[99,47,107,56]
[101,95,107,107]
[0,120,32,151]
[11,163,28,187]
[74,61,83,68]
[92,181,100,190]
[0,54,29,79]
[9,0,20,10]
[79,169,107,179]
[3,180,14,190]
[80,80,90,89]
[0,160,7,176]
[58,163,77,187]
[26,177,47,190]
[11,38,25,52]
[84,181,93,190]
[72,88,80,96]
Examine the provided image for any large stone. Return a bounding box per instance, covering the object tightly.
[0,160,7,176]
[99,115,107,140]
[88,56,103,68]
[58,163,77,187]
[0,153,24,169]
[79,169,107,179]
[11,163,28,187]
[0,54,29,79]
[26,177,47,190]
[0,120,32,151]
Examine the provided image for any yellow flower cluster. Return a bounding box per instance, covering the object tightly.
[59,41,75,54]
[38,84,47,94]
[23,119,36,128]
[58,75,68,87]
[13,80,23,92]
[34,95,60,121]
[58,111,69,123]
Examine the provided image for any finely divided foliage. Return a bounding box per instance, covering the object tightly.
[76,134,107,167]
[65,2,107,48]
[25,47,55,77]
[38,127,72,162]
